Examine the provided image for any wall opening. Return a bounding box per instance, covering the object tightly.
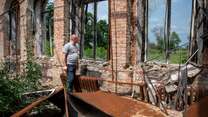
[147,0,193,64]
[7,0,20,72]
[9,0,20,58]
[82,0,109,61]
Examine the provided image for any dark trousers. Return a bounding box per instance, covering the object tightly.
[67,64,76,93]
[67,65,78,117]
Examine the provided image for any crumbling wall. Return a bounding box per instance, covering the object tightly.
[189,0,208,99]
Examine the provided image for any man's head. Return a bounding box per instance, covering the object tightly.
[70,34,79,44]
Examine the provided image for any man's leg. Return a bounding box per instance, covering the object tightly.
[67,65,76,92]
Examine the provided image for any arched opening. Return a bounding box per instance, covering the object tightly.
[9,0,20,57]
[5,0,21,71]
[34,0,54,57]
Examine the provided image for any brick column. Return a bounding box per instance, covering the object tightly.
[0,0,10,59]
[0,0,6,59]
[0,18,4,59]
[54,0,65,66]
[19,1,27,62]
[110,0,130,69]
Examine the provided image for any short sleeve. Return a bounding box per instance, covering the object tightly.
[63,43,69,54]
[76,44,80,50]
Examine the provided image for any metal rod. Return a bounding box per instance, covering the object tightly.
[142,68,169,115]
[127,0,132,64]
[112,0,118,94]
[71,0,76,34]
[185,49,199,65]
[127,0,133,94]
[164,0,172,64]
[78,76,145,86]
[145,0,149,61]
[80,3,85,58]
[109,0,115,82]
[93,0,97,60]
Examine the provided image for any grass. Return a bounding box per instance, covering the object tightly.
[148,48,188,64]
[44,39,54,57]
[83,47,107,60]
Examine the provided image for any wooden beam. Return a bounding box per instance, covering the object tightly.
[84,0,106,4]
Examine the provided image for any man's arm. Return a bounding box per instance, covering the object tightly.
[76,44,80,69]
[65,53,68,66]
[63,44,69,71]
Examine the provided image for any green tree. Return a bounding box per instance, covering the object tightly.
[169,31,181,49]
[97,20,108,49]
[84,12,94,49]
[44,1,54,56]
[153,28,181,51]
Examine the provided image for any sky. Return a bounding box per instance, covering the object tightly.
[88,1,109,22]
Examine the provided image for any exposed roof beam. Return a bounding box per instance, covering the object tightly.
[84,0,107,4]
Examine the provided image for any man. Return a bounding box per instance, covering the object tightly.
[63,34,79,93]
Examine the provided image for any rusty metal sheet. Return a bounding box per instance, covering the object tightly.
[184,96,208,117]
[71,91,165,117]
[11,87,64,117]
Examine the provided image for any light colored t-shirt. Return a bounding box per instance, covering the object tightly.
[63,42,79,65]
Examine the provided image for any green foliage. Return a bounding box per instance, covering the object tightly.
[84,48,93,58]
[0,60,42,116]
[155,31,181,51]
[169,48,188,64]
[170,31,181,49]
[23,61,42,91]
[149,28,186,63]
[148,48,165,61]
[44,39,54,57]
[43,2,54,57]
[97,20,109,49]
[0,62,42,116]
[96,47,107,60]
[0,63,23,116]
[148,48,188,64]
[84,13,94,48]
[156,36,165,52]
[0,33,42,116]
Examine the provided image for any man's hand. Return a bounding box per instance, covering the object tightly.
[63,66,67,72]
